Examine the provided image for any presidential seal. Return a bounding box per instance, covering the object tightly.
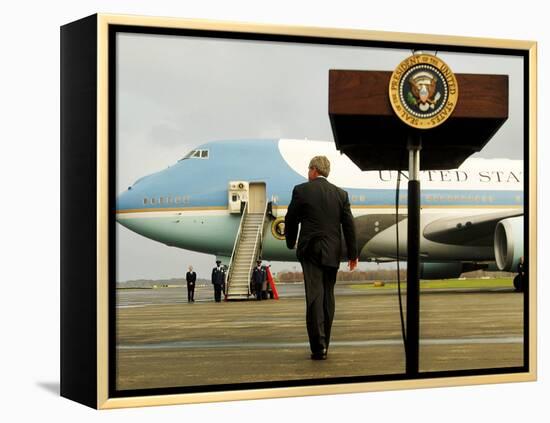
[389,53,458,129]
[271,217,286,240]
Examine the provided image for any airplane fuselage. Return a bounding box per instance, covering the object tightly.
[116,139,523,266]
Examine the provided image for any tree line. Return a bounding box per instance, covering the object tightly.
[274,268,514,283]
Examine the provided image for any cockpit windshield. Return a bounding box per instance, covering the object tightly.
[179,149,209,161]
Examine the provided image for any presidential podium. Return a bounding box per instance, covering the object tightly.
[328,65,509,375]
[329,70,509,171]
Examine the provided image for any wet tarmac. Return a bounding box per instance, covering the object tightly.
[115,282,524,391]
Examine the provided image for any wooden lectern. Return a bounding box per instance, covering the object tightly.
[329,69,509,375]
[329,70,509,171]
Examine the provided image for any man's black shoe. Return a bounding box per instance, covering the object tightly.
[310,349,327,360]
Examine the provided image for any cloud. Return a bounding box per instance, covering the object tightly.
[147,122,186,148]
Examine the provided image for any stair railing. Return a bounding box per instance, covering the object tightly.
[226,201,248,297]
[246,201,269,292]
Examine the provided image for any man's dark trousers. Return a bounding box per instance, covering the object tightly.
[255,282,263,300]
[214,284,222,302]
[301,258,338,353]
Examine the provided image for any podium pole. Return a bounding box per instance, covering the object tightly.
[406,138,421,375]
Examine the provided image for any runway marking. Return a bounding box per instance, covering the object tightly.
[117,336,523,350]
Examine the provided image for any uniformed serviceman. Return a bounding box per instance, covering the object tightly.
[516,256,527,292]
[186,265,196,302]
[251,260,266,301]
[211,260,226,302]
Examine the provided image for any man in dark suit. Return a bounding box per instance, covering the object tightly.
[251,260,267,300]
[285,156,358,360]
[186,265,196,302]
[211,260,226,302]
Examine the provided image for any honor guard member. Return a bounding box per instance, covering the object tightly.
[251,260,266,301]
[186,265,197,302]
[285,156,358,360]
[515,256,527,292]
[211,260,226,302]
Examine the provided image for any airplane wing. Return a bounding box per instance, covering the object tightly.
[423,210,523,246]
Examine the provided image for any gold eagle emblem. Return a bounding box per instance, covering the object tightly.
[407,71,442,112]
[271,217,286,240]
[389,53,458,129]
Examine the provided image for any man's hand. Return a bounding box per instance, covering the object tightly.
[348,258,358,271]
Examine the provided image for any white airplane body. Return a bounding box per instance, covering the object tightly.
[116,139,523,279]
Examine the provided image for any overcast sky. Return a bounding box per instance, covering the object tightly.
[116,32,524,282]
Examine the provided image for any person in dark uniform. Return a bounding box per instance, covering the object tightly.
[186,265,196,302]
[211,260,226,302]
[515,256,526,292]
[285,156,358,360]
[251,260,266,300]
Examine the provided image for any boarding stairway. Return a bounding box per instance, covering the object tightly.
[225,201,267,300]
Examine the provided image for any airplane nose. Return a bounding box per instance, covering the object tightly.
[115,186,153,237]
[116,183,148,225]
[115,174,180,247]
[117,169,166,215]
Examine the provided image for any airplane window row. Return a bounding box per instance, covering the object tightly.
[425,195,508,203]
[179,149,209,161]
[143,195,191,205]
[349,194,521,204]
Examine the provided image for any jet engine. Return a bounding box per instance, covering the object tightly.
[494,216,523,271]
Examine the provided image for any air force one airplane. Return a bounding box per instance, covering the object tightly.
[116,139,524,281]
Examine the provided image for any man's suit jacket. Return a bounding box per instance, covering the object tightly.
[285,177,357,268]
[186,271,196,285]
[252,266,266,285]
[211,267,226,285]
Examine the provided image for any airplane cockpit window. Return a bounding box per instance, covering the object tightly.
[179,149,209,161]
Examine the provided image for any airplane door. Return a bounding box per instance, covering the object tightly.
[249,182,266,213]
